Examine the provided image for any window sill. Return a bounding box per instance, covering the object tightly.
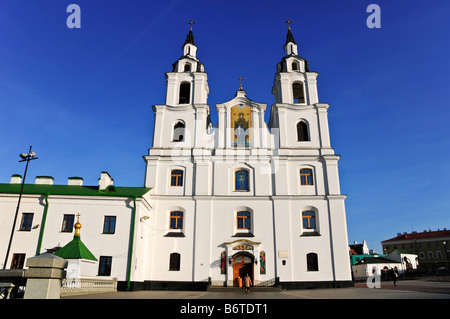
[300,231,320,237]
[232,232,254,238]
[164,232,186,237]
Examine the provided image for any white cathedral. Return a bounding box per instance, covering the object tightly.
[0,24,352,290]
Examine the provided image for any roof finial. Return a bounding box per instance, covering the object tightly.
[237,76,245,90]
[284,19,296,45]
[183,20,196,46]
[284,18,293,30]
[74,213,81,237]
[187,19,196,31]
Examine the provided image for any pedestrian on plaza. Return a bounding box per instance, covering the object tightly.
[244,274,252,294]
[389,268,398,286]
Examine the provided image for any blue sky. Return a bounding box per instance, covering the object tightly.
[1,0,449,252]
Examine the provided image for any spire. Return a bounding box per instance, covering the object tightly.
[284,19,296,45]
[183,20,196,46]
[283,19,298,56]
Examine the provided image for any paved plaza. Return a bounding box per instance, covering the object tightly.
[63,279,450,299]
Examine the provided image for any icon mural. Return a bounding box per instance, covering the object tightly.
[231,104,252,147]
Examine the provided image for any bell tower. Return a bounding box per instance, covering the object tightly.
[145,21,213,190]
[271,20,318,105]
[269,21,332,153]
[165,20,209,106]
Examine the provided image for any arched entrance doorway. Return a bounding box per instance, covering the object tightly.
[232,252,254,287]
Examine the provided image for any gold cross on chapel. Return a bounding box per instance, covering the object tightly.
[237,76,245,90]
[187,19,196,31]
[284,19,293,30]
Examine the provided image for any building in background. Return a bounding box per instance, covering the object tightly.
[381,229,450,271]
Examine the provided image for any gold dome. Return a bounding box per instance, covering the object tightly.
[74,214,81,237]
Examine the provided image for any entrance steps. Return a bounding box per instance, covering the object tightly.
[207,285,283,292]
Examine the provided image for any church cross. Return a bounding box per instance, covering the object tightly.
[187,19,196,31]
[284,19,293,30]
[237,76,245,90]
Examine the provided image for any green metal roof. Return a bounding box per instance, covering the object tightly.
[356,256,401,265]
[0,183,151,198]
[54,236,97,261]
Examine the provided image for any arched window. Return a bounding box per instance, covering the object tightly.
[300,169,313,185]
[234,169,249,191]
[184,63,191,72]
[292,82,305,103]
[302,211,316,229]
[170,211,183,229]
[307,253,318,271]
[179,82,190,104]
[296,121,309,141]
[173,121,185,142]
[237,211,251,230]
[292,62,299,71]
[170,169,183,187]
[169,253,181,271]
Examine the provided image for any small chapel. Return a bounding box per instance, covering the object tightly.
[0,21,352,290]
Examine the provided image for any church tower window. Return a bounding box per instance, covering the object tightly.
[292,82,305,103]
[237,211,251,230]
[184,63,191,72]
[173,121,185,142]
[234,169,249,191]
[292,61,299,71]
[179,82,191,104]
[170,170,184,187]
[300,169,313,185]
[302,211,316,229]
[306,253,319,271]
[296,121,309,141]
[169,253,181,271]
[170,211,184,229]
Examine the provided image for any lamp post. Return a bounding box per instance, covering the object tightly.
[3,146,38,269]
[443,241,449,271]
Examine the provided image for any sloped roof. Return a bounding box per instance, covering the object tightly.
[54,236,97,261]
[356,256,401,265]
[382,229,450,243]
[0,183,151,198]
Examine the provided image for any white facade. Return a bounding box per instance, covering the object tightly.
[0,26,352,290]
[140,27,352,289]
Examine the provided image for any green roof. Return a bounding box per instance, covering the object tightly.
[356,256,401,265]
[54,236,97,261]
[0,183,151,198]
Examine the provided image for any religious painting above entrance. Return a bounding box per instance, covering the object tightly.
[231,104,252,147]
[233,244,253,250]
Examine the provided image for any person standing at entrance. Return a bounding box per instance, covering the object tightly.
[244,274,252,294]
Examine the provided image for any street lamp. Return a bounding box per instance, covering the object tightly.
[443,241,449,271]
[3,146,38,269]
